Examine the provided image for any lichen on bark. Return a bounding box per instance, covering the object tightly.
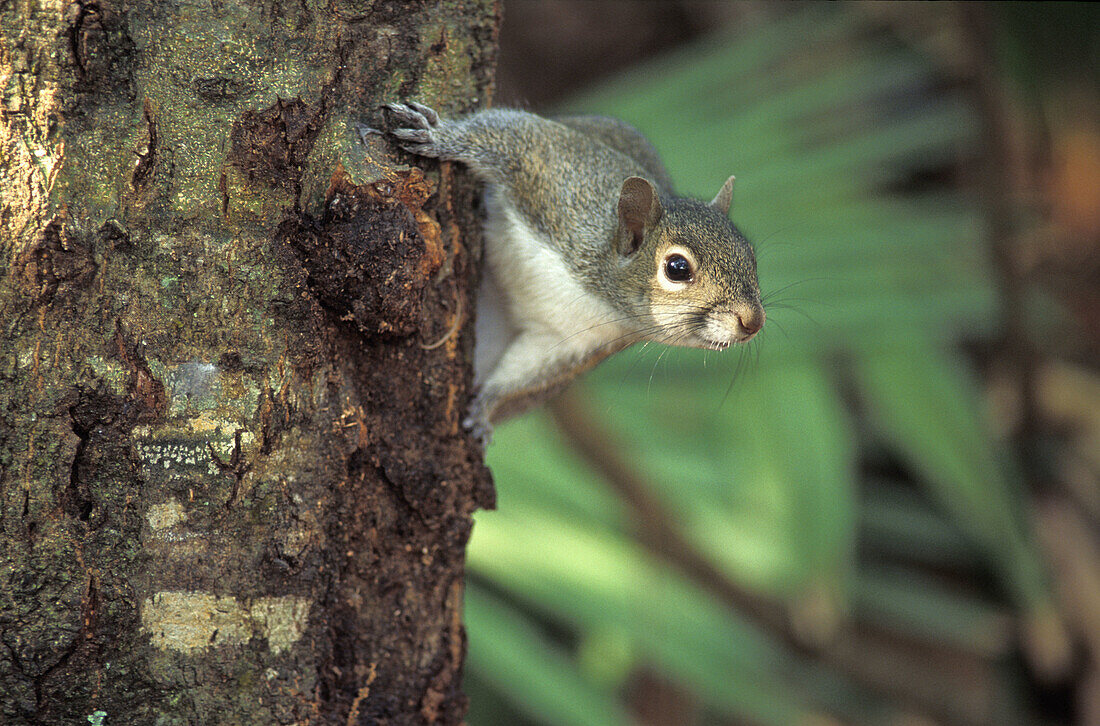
[0,1,499,723]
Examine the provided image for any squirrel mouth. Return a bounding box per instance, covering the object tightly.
[705,339,731,351]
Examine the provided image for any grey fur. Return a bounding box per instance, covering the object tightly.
[382,103,764,444]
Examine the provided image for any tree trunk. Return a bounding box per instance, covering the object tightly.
[0,1,498,723]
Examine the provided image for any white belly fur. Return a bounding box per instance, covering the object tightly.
[474,185,627,384]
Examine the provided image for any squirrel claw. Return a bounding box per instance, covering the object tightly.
[406,101,440,126]
[383,102,435,130]
[355,123,382,144]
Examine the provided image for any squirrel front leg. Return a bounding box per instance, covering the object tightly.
[383,103,543,184]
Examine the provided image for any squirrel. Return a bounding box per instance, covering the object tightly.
[381,102,764,444]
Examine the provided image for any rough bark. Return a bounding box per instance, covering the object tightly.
[0,1,499,723]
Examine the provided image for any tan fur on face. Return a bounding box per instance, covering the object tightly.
[642,206,763,350]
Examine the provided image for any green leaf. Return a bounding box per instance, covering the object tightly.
[486,414,627,532]
[859,482,980,569]
[469,503,904,726]
[468,505,815,725]
[465,584,632,726]
[855,565,1013,657]
[588,359,857,613]
[854,340,1050,612]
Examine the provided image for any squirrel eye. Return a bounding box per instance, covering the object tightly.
[664,253,694,283]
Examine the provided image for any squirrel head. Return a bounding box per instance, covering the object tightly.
[615,175,764,350]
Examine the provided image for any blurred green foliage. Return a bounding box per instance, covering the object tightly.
[465,5,1059,725]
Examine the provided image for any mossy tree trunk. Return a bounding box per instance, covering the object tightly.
[0,1,498,723]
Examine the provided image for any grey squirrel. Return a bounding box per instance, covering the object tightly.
[382,102,764,444]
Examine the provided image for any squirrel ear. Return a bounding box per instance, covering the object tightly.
[709,175,736,216]
[617,176,663,255]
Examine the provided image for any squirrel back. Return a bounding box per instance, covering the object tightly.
[554,115,675,193]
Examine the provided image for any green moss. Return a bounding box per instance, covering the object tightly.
[86,356,132,396]
[415,21,477,106]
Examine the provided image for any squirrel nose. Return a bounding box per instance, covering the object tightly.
[733,304,764,337]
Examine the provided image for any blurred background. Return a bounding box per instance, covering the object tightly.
[461,3,1100,725]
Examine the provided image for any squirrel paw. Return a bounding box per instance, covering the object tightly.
[462,398,494,449]
[462,415,493,450]
[382,102,443,157]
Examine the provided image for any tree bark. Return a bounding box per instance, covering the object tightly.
[0,1,498,723]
